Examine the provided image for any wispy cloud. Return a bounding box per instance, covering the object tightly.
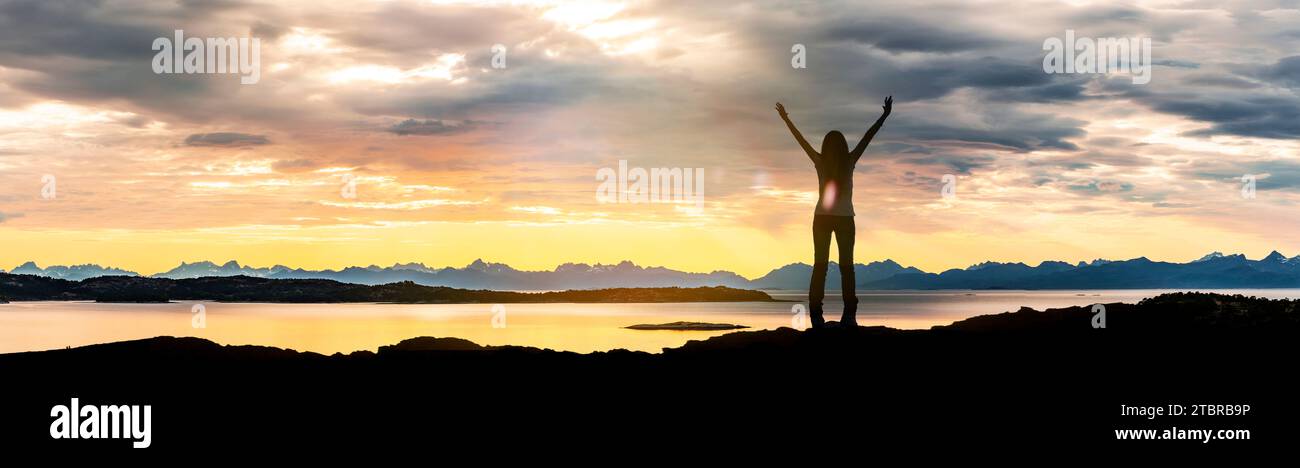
[320,199,482,210]
[184,133,271,147]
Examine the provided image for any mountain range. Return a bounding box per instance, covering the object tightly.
[6,262,138,281]
[7,251,1300,290]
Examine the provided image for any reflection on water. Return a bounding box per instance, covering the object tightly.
[3,289,1299,354]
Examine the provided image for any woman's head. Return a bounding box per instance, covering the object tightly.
[821,130,848,163]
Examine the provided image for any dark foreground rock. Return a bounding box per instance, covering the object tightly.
[0,292,1294,455]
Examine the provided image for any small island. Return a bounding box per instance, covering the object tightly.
[625,321,749,331]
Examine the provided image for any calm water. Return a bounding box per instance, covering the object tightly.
[3,289,1298,354]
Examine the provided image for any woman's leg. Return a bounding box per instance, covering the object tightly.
[807,215,832,328]
[833,216,858,325]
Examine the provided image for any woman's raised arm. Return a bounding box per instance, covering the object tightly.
[776,102,820,164]
[850,96,892,163]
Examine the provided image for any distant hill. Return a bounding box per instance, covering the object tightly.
[863,251,1300,289]
[10,250,1300,290]
[147,258,755,290]
[748,260,924,289]
[0,273,775,303]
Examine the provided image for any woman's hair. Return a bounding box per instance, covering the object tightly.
[821,131,849,171]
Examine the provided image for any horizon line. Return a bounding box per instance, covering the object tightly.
[5,250,1294,279]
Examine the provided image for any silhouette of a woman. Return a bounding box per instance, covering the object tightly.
[776,96,892,328]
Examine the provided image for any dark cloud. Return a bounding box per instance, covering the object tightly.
[184,132,270,147]
[883,56,1052,101]
[1108,55,1300,139]
[823,18,1002,53]
[0,0,299,124]
[1114,69,1300,139]
[1069,6,1148,24]
[250,21,288,42]
[892,112,1086,152]
[899,154,996,175]
[983,78,1090,103]
[1026,156,1093,171]
[1060,4,1198,43]
[895,170,944,190]
[0,0,172,62]
[1066,179,1134,194]
[1182,74,1262,89]
[1255,55,1300,88]
[874,143,933,154]
[1174,96,1300,139]
[113,114,152,128]
[1153,59,1200,69]
[815,44,1090,105]
[1183,160,1300,193]
[928,58,1050,89]
[386,119,490,136]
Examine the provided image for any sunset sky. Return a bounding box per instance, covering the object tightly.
[2,0,1300,278]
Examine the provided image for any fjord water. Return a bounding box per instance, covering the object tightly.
[4,289,1300,354]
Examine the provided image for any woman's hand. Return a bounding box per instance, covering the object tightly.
[881,96,893,117]
[775,102,789,120]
